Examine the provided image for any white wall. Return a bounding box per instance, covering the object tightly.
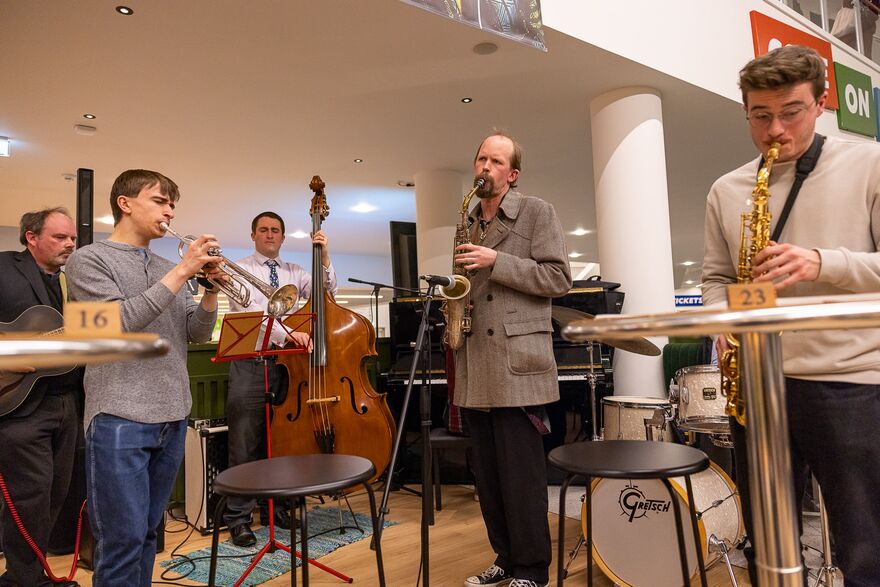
[542,0,880,126]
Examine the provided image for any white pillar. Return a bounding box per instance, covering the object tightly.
[414,170,465,279]
[590,87,676,398]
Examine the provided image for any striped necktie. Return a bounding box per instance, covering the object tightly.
[266,259,279,289]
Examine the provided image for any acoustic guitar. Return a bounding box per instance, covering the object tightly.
[0,305,72,417]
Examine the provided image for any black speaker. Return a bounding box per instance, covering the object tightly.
[76,168,94,247]
[185,419,229,534]
[390,221,418,291]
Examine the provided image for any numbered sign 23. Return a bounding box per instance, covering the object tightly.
[726,282,777,311]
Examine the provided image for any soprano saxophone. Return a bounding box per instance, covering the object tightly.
[720,142,780,426]
[443,178,484,350]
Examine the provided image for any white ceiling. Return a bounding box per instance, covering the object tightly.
[0,0,758,287]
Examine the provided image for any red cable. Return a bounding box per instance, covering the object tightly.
[0,471,84,583]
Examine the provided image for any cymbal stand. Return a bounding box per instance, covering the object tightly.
[708,534,740,587]
[561,341,600,578]
[809,478,840,587]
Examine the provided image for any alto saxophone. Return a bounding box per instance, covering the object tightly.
[443,178,484,350]
[720,142,780,426]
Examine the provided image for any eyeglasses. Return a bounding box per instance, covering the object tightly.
[746,102,816,129]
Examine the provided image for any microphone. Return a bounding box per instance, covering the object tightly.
[420,274,456,288]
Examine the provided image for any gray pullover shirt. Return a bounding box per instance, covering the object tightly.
[65,240,217,429]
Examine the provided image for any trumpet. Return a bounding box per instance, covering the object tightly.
[160,223,299,318]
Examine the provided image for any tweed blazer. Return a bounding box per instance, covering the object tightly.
[453,190,572,408]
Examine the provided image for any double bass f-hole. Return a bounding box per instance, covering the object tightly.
[285,376,367,422]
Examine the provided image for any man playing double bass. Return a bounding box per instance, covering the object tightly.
[222,211,337,547]
[454,132,572,587]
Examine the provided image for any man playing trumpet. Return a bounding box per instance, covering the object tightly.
[66,169,219,586]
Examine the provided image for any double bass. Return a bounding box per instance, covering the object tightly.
[271,176,396,482]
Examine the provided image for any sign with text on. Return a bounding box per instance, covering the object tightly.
[835,62,876,137]
[749,11,838,110]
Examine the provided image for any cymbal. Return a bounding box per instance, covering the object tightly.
[551,306,661,357]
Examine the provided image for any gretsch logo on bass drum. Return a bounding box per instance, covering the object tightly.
[618,483,671,522]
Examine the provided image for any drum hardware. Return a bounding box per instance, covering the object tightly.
[805,478,841,587]
[602,396,673,442]
[708,534,740,587]
[587,340,600,441]
[643,408,673,442]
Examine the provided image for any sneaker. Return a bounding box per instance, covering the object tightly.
[510,580,548,587]
[464,564,512,586]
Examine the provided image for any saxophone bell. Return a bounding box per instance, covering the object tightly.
[439,274,470,300]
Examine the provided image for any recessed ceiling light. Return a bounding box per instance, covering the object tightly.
[570,228,592,236]
[0,137,9,158]
[116,6,134,15]
[74,124,97,136]
[684,280,695,285]
[461,97,473,103]
[290,231,309,239]
[681,260,696,266]
[96,215,115,224]
[353,158,364,163]
[568,252,583,259]
[472,42,498,55]
[397,180,415,188]
[62,173,76,182]
[351,203,377,214]
[83,113,96,120]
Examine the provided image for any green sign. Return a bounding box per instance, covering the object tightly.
[834,62,876,138]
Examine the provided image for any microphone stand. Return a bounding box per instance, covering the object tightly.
[374,282,438,586]
[347,277,421,335]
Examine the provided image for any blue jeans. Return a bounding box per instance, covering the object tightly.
[86,414,186,587]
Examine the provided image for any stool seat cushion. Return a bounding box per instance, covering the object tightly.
[429,427,471,448]
[548,440,709,479]
[214,454,376,499]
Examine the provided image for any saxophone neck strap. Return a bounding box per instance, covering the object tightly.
[761,133,826,243]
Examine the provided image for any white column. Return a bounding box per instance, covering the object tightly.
[414,170,465,279]
[590,87,676,398]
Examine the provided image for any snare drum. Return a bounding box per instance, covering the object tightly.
[601,396,672,441]
[674,365,730,434]
[582,461,743,587]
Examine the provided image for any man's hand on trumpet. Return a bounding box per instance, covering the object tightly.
[177,234,223,279]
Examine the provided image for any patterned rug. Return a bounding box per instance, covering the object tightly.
[161,506,394,586]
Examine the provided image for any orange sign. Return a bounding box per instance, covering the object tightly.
[749,11,838,110]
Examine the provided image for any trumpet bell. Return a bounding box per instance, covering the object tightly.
[268,284,300,318]
[440,274,470,300]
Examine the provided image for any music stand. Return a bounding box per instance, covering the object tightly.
[213,311,353,585]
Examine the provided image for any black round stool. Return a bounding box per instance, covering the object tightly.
[207,454,385,587]
[548,440,709,587]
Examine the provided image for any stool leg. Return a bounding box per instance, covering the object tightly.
[662,478,691,587]
[585,476,593,587]
[300,497,309,586]
[685,475,708,587]
[364,481,387,587]
[208,496,227,587]
[557,473,573,587]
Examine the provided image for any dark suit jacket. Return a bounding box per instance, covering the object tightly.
[0,249,82,419]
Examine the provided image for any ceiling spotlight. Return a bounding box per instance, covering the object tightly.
[353,158,364,163]
[570,228,592,236]
[472,41,499,55]
[83,113,96,120]
[74,124,97,136]
[290,231,309,239]
[681,260,696,266]
[351,203,377,214]
[115,6,134,15]
[568,252,583,259]
[0,137,9,157]
[684,280,695,285]
[62,173,76,182]
[397,180,415,188]
[461,97,473,103]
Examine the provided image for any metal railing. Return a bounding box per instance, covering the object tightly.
[779,0,880,63]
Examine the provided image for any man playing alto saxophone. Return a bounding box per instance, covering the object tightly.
[454,132,571,587]
[702,45,880,586]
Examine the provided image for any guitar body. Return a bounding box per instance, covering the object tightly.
[0,305,73,417]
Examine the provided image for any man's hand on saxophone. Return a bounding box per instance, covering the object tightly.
[751,240,821,290]
[454,242,497,271]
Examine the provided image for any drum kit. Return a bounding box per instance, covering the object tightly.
[551,307,744,587]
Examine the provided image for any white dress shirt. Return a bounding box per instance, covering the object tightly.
[228,251,338,349]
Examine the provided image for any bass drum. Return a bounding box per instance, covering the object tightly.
[581,461,742,587]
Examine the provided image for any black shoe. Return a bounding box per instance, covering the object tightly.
[229,523,256,547]
[259,509,298,530]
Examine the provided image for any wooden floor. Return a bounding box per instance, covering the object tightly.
[17,485,751,586]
